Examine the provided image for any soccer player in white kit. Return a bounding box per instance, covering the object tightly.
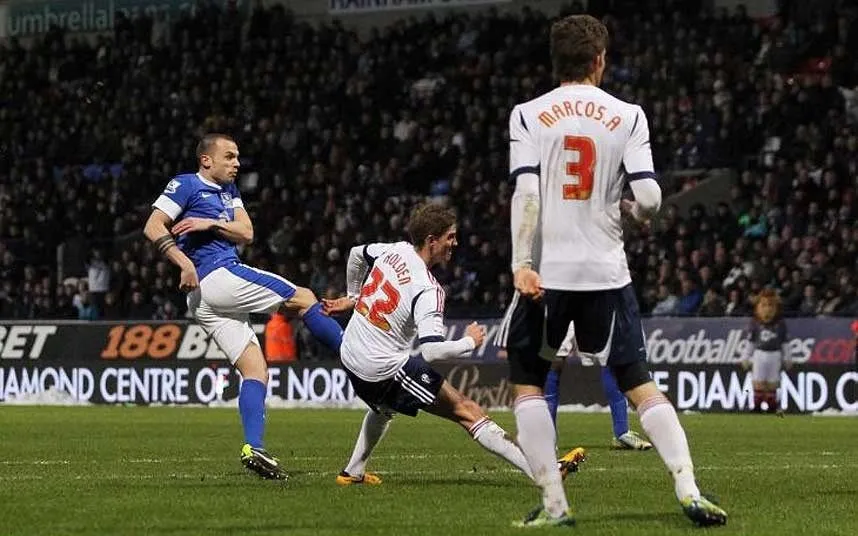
[495,15,727,527]
[143,134,345,481]
[323,204,585,487]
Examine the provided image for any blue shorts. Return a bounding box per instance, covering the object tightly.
[344,355,444,417]
[498,284,646,386]
[544,284,646,366]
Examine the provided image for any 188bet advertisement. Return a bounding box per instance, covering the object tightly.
[0,319,855,412]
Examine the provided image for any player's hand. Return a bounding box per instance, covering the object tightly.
[172,217,217,236]
[179,265,199,292]
[322,297,356,315]
[465,322,487,348]
[514,267,544,301]
[621,199,651,228]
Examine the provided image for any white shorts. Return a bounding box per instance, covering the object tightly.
[187,263,297,364]
[751,350,783,384]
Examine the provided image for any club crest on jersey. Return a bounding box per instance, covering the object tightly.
[164,179,180,194]
[220,192,232,206]
[420,373,430,384]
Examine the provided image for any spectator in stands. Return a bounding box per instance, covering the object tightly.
[87,249,110,310]
[101,292,123,320]
[1,0,857,327]
[677,279,703,315]
[127,290,152,320]
[651,283,679,316]
[264,311,297,363]
[76,292,99,320]
[699,288,726,317]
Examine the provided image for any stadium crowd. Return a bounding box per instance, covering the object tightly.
[1,0,857,325]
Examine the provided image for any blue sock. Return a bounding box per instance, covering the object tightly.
[302,302,344,351]
[601,367,629,438]
[239,378,267,449]
[544,368,560,428]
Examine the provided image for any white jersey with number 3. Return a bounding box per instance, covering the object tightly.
[341,242,446,382]
[510,84,655,291]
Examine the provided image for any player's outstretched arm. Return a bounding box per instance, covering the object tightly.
[421,322,486,362]
[144,209,199,292]
[414,290,486,362]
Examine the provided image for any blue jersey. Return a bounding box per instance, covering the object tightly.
[152,173,244,279]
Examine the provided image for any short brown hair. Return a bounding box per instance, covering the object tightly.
[407,203,457,247]
[550,15,609,83]
[196,133,236,161]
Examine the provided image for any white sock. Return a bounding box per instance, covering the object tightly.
[469,417,534,480]
[638,396,700,501]
[514,395,569,518]
[344,409,392,477]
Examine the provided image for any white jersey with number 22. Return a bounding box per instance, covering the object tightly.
[340,242,446,382]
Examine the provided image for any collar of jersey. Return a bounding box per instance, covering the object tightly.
[196,173,223,190]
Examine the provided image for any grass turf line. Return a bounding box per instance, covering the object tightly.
[0,407,855,535]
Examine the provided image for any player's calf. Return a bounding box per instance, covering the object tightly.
[283,287,319,314]
[234,343,275,469]
[283,286,343,351]
[428,383,536,479]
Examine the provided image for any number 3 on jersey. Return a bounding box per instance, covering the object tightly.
[355,267,400,331]
[563,135,596,201]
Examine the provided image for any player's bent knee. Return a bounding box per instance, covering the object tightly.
[286,287,318,312]
[610,360,651,393]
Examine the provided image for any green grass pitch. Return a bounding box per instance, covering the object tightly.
[0,407,855,535]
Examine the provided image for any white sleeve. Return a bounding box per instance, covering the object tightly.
[151,178,188,221]
[152,195,182,220]
[509,105,541,271]
[509,105,540,178]
[623,106,656,178]
[421,338,476,362]
[413,286,446,342]
[413,287,475,362]
[629,178,662,217]
[346,243,393,299]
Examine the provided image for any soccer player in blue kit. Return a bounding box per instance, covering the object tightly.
[143,133,344,481]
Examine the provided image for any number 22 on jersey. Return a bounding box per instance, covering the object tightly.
[355,267,401,331]
[562,135,596,201]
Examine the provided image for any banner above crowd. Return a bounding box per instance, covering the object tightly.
[0,0,248,38]
[329,0,511,15]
